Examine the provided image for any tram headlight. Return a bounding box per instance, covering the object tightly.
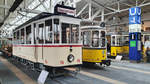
[67,54,74,62]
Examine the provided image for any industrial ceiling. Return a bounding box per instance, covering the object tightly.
[0,0,150,37]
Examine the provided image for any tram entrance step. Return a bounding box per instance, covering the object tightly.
[64,67,76,71]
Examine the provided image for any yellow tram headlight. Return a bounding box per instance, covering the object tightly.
[67,54,74,62]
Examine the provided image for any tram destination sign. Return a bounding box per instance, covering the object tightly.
[55,4,76,16]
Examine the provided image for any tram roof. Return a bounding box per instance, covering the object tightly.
[14,12,80,31]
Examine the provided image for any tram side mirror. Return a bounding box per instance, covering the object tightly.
[54,19,59,24]
[100,22,105,27]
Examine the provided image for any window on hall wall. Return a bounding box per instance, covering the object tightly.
[145,27,150,31]
[26,25,32,44]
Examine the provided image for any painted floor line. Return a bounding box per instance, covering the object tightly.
[80,71,127,84]
[111,65,150,75]
[0,56,37,84]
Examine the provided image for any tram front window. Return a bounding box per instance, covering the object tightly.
[61,23,79,44]
[92,31,99,47]
[116,36,121,46]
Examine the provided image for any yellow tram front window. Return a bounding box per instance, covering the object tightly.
[100,31,106,48]
[83,31,91,47]
[92,31,99,47]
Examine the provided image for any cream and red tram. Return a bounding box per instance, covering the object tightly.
[81,26,111,66]
[12,6,82,71]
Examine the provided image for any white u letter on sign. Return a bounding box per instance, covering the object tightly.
[130,8,136,16]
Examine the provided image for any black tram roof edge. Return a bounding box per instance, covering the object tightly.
[13,12,81,31]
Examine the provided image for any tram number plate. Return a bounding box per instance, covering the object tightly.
[38,70,49,84]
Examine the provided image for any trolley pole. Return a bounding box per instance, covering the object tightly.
[129,7,142,62]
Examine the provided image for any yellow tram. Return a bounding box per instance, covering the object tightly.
[81,26,111,66]
[111,34,122,56]
[110,34,129,57]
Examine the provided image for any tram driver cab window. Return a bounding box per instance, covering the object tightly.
[54,19,60,43]
[83,31,91,47]
[61,23,79,44]
[92,31,99,47]
[26,25,32,44]
[45,19,53,44]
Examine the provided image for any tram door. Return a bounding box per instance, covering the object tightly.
[35,22,45,63]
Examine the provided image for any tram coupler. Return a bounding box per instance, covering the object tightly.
[101,60,111,66]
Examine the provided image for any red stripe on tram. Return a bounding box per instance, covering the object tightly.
[13,45,82,47]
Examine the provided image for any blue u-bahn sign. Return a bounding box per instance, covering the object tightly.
[129,7,141,24]
[129,7,142,62]
[129,15,141,24]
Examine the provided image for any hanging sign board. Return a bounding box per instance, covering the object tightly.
[54,4,76,16]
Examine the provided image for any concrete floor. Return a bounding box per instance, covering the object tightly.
[0,57,150,84]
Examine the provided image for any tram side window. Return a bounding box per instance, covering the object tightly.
[38,24,45,44]
[13,32,17,44]
[83,31,91,47]
[21,28,25,44]
[112,36,115,46]
[17,31,20,44]
[92,31,99,47]
[62,23,69,43]
[54,19,60,43]
[45,19,53,44]
[26,25,32,44]
[101,31,105,47]
[123,36,129,45]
